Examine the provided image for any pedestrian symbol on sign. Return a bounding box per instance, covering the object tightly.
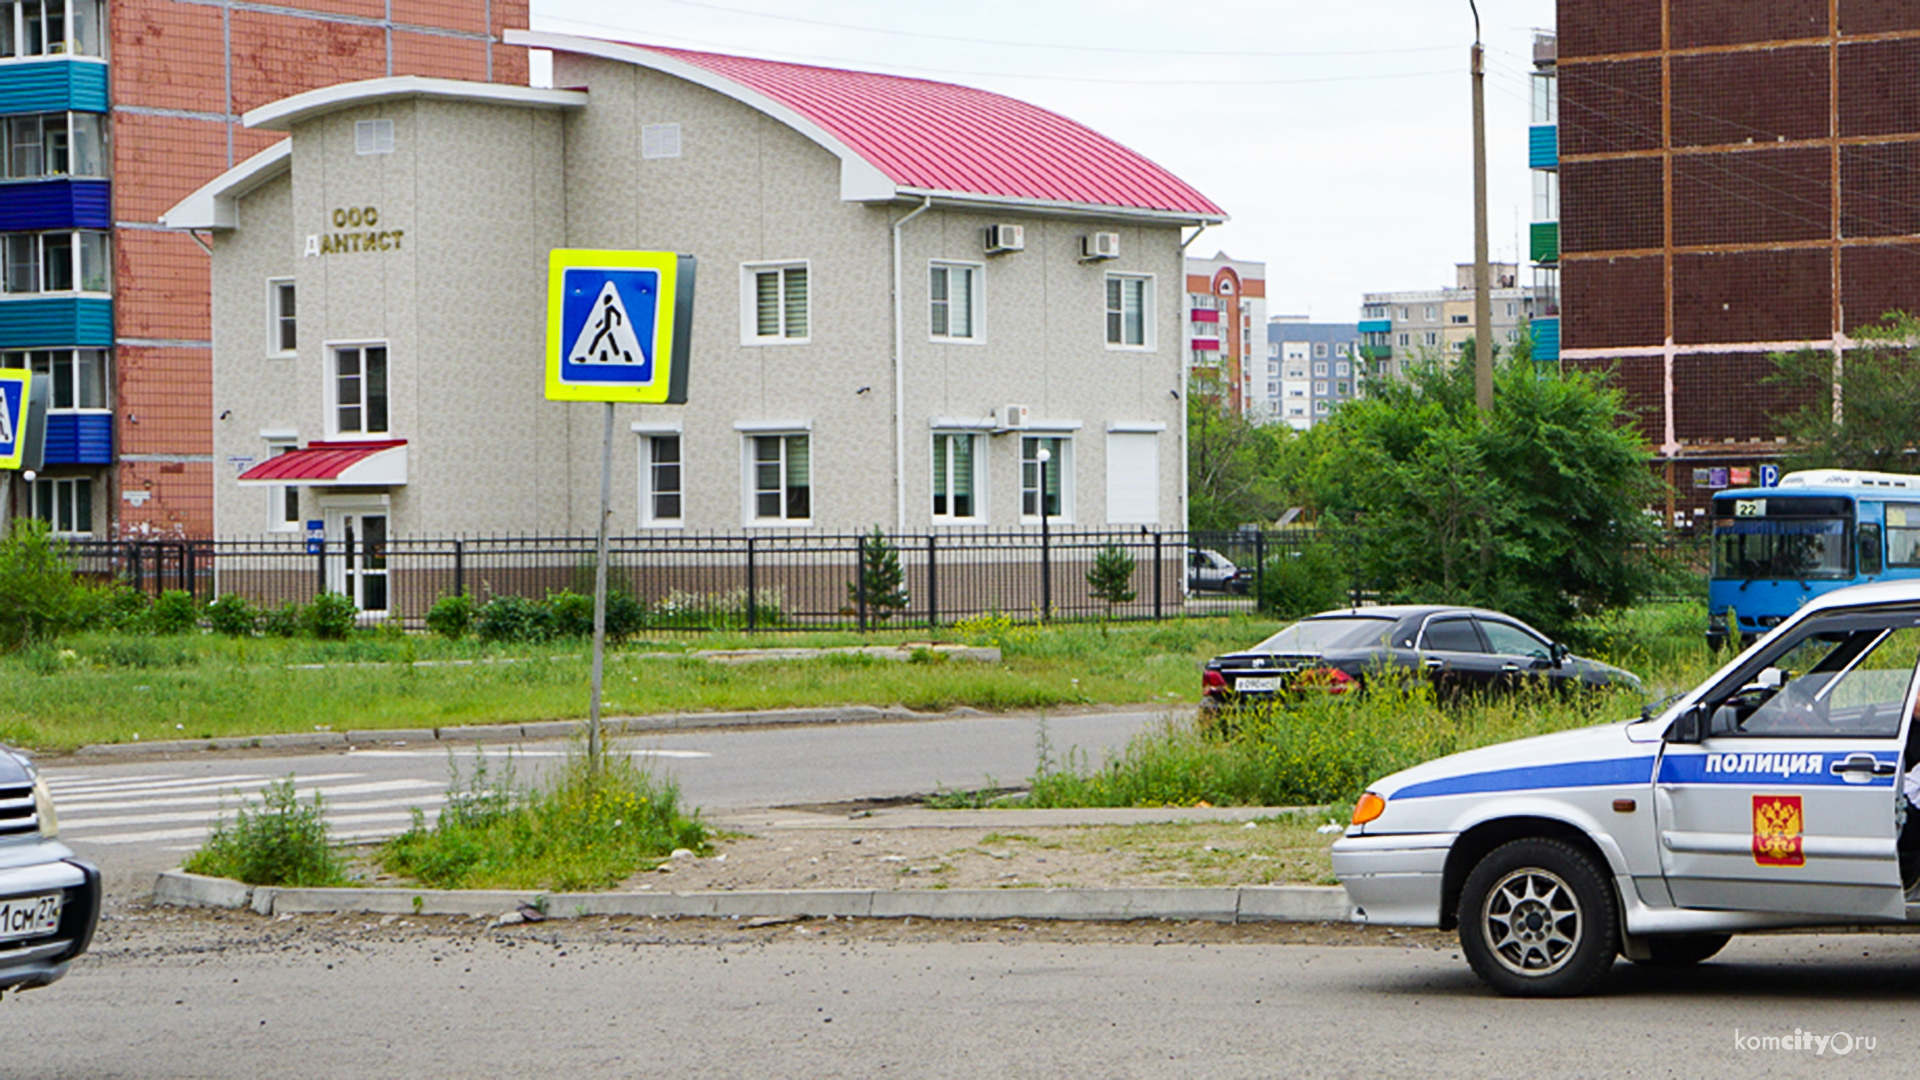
[569,281,646,367]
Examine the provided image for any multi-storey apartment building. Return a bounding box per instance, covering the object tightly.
[1554,0,1920,512]
[0,0,527,540]
[1530,31,1560,367]
[1184,252,1264,415]
[1359,262,1533,380]
[1265,317,1360,430]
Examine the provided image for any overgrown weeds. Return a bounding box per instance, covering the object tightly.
[183,776,348,887]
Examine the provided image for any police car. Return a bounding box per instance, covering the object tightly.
[1333,579,1920,996]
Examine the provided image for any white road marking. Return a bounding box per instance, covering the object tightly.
[56,778,440,812]
[346,748,711,759]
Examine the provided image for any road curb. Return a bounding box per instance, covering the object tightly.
[151,870,1352,924]
[71,705,967,758]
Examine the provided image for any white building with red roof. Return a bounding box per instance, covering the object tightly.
[163,33,1222,611]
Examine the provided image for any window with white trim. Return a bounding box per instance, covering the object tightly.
[0,1,106,59]
[929,262,980,341]
[749,433,810,522]
[743,263,809,342]
[267,441,299,531]
[1105,274,1152,348]
[2,112,105,179]
[26,475,90,535]
[1,229,107,293]
[268,279,296,357]
[640,434,683,527]
[1020,435,1071,521]
[331,344,388,436]
[1313,361,1328,376]
[5,348,105,410]
[931,432,982,522]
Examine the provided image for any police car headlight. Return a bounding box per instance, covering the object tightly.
[1351,791,1386,826]
[32,776,57,839]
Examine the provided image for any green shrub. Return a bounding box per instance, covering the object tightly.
[303,592,357,640]
[1085,544,1138,615]
[424,593,475,640]
[183,776,347,887]
[546,590,595,638]
[604,590,646,641]
[147,589,201,635]
[261,601,304,638]
[476,594,551,643]
[204,593,259,637]
[69,581,151,633]
[1256,539,1352,619]
[849,526,908,620]
[0,520,77,651]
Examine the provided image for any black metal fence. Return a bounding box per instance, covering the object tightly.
[63,529,1336,632]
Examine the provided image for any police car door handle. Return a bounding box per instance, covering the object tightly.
[1829,754,1897,777]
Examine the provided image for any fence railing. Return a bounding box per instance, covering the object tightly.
[62,529,1334,633]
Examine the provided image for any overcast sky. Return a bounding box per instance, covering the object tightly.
[532,0,1559,322]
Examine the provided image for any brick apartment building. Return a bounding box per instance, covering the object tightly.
[0,0,527,540]
[1184,252,1264,416]
[1555,0,1920,516]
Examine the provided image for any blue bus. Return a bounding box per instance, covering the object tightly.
[1707,469,1920,650]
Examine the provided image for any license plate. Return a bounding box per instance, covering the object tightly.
[1235,676,1281,693]
[0,894,60,943]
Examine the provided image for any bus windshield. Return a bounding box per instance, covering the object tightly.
[1712,518,1850,580]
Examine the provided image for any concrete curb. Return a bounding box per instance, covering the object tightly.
[72,705,962,758]
[152,870,1352,924]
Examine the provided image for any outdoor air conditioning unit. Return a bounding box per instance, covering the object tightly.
[996,404,1030,431]
[1081,232,1120,261]
[983,224,1025,255]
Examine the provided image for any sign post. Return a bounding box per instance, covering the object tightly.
[546,250,694,771]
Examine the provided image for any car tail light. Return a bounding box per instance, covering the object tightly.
[1351,791,1386,825]
[1202,669,1227,690]
[1299,667,1355,694]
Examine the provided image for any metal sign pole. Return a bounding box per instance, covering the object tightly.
[589,400,613,774]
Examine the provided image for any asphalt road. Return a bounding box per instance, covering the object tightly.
[7,918,1916,1078]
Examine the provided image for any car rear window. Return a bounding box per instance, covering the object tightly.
[1250,617,1396,654]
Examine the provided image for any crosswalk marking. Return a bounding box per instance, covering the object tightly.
[53,778,440,811]
[48,773,366,804]
[46,768,451,849]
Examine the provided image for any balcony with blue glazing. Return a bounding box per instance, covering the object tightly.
[41,412,111,465]
[0,59,108,115]
[0,179,110,231]
[0,297,112,347]
[1532,317,1559,364]
[1529,125,1557,170]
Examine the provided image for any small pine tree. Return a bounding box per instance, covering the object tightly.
[1086,544,1138,621]
[849,526,909,622]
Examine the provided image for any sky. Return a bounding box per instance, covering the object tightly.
[532,0,1559,322]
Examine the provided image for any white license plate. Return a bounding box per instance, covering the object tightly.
[0,893,60,943]
[1235,676,1282,693]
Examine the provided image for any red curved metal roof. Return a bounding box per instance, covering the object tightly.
[631,43,1224,219]
[238,440,406,483]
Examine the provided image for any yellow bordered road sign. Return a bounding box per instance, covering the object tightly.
[0,370,46,472]
[545,250,694,404]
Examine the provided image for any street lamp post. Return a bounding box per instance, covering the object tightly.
[1036,445,1052,621]
[1470,0,1493,412]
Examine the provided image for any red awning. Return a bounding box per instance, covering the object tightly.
[237,440,407,486]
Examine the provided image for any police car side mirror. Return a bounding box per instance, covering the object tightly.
[1667,705,1706,744]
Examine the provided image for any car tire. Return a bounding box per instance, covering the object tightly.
[1458,838,1619,997]
[1629,933,1730,967]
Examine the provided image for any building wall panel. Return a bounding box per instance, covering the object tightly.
[1672,147,1830,245]
[1671,351,1811,443]
[1565,354,1664,446]
[109,0,226,113]
[1563,255,1665,348]
[1558,58,1661,156]
[1841,144,1920,239]
[1557,0,1660,59]
[391,32,487,82]
[393,0,489,35]
[229,11,388,115]
[1561,157,1663,253]
[1839,39,1920,139]
[116,459,211,538]
[1670,0,1826,49]
[1673,248,1830,345]
[1841,242,1920,331]
[115,344,212,455]
[113,229,211,342]
[1839,0,1920,35]
[1672,48,1828,147]
[112,112,231,225]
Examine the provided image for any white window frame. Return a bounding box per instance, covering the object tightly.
[25,475,91,536]
[928,261,983,343]
[0,229,107,295]
[930,430,985,524]
[740,261,811,344]
[267,278,296,358]
[0,1,107,60]
[1020,434,1073,524]
[1104,273,1155,351]
[265,436,300,532]
[6,347,105,411]
[635,427,684,529]
[327,341,389,438]
[738,425,812,527]
[2,111,105,180]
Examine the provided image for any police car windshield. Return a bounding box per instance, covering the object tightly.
[1252,616,1395,654]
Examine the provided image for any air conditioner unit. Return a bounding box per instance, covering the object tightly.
[996,404,1030,431]
[1081,232,1120,261]
[983,224,1025,255]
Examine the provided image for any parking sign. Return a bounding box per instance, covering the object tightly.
[1759,464,1781,488]
[544,250,694,404]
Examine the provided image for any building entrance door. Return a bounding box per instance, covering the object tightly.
[323,502,389,614]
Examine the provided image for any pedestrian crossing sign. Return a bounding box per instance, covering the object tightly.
[0,370,44,471]
[545,250,695,403]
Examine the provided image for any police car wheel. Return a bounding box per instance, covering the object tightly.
[1459,838,1619,997]
[1630,933,1730,967]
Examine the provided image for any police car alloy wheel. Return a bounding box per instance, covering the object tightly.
[1459,838,1619,997]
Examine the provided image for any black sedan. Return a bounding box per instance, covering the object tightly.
[1200,605,1641,711]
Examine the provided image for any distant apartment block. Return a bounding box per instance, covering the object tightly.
[1359,263,1534,381]
[1264,318,1360,430]
[1185,252,1264,415]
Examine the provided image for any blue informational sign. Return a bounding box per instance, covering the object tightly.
[0,370,47,472]
[305,519,324,555]
[545,250,694,404]
[1759,464,1782,488]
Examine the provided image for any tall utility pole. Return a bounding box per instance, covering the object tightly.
[1470,0,1494,412]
